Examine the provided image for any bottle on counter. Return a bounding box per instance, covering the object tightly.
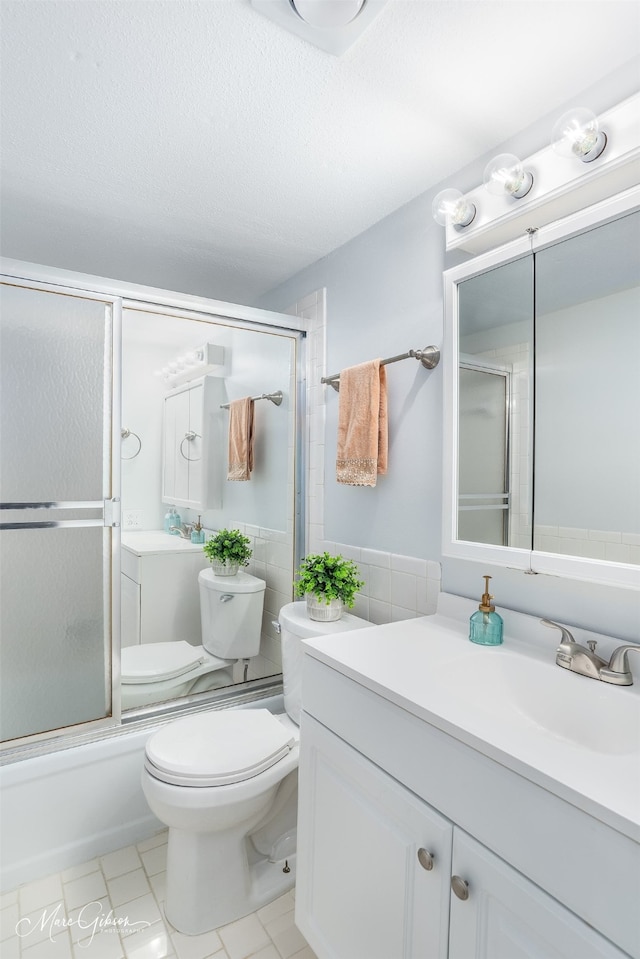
[191,515,205,544]
[469,575,504,646]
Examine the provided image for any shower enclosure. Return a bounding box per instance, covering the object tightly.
[0,280,121,745]
[1,263,305,754]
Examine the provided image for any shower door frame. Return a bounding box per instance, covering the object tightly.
[1,258,308,762]
[0,277,122,750]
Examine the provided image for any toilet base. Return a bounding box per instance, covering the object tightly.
[164,826,296,935]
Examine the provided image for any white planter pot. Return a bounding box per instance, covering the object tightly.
[306,594,343,622]
[210,561,239,576]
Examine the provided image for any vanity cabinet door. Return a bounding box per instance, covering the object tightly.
[448,830,627,959]
[296,714,452,959]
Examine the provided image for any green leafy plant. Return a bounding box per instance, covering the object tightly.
[203,528,252,567]
[294,552,364,608]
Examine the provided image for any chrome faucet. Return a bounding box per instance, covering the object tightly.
[170,523,193,539]
[541,619,640,686]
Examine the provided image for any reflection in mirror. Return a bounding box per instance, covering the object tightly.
[534,211,640,563]
[457,255,533,549]
[121,308,298,712]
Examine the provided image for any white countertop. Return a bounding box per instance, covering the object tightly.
[302,594,640,842]
[121,530,207,556]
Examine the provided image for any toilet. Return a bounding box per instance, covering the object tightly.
[121,568,266,709]
[141,600,371,935]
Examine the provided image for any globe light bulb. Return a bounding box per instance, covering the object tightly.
[483,153,533,199]
[551,108,607,163]
[432,188,476,229]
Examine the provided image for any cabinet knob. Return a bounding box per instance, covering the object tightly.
[417,848,434,871]
[451,876,470,900]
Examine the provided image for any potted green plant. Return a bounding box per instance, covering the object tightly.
[203,528,252,576]
[294,552,364,621]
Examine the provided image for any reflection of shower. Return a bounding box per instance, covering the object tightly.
[458,361,510,547]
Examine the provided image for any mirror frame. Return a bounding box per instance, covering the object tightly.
[443,184,640,590]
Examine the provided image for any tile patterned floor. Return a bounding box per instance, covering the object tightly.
[0,831,317,959]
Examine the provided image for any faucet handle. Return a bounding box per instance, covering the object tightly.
[600,645,639,686]
[540,618,576,646]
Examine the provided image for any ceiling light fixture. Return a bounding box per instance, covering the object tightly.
[289,0,366,29]
[551,107,608,163]
[251,0,388,55]
[432,189,476,230]
[483,153,533,199]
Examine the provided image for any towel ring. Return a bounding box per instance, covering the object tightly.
[121,428,142,460]
[180,431,202,462]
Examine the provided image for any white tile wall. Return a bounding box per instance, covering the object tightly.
[534,525,640,564]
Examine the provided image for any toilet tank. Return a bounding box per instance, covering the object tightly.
[278,601,371,725]
[198,569,266,659]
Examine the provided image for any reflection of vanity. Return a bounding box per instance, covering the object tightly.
[443,187,640,589]
[121,532,209,648]
[296,596,639,959]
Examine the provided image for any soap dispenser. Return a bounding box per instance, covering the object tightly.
[469,575,504,646]
[191,515,205,544]
[168,506,181,535]
[163,505,176,534]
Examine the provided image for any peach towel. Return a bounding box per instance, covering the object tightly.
[336,359,388,487]
[227,397,254,481]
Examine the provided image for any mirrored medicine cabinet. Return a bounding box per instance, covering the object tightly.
[443,187,640,589]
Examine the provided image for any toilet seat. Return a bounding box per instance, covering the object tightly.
[121,641,206,684]
[145,709,295,787]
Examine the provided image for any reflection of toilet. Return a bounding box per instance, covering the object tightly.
[121,569,266,709]
[141,600,371,935]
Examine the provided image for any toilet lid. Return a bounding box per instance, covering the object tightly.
[121,642,206,684]
[144,709,295,787]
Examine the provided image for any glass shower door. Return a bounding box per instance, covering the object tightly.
[0,280,121,746]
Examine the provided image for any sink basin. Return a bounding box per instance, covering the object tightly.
[121,531,205,554]
[442,650,640,755]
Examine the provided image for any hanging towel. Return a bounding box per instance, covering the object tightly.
[336,359,388,487]
[227,397,255,481]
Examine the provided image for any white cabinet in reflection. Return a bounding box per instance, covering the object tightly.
[162,376,224,511]
[120,533,209,648]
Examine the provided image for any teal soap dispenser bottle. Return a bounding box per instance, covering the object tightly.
[469,575,504,646]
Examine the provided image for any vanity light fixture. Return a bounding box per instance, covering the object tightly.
[483,153,533,199]
[154,343,225,388]
[551,107,608,163]
[432,188,476,230]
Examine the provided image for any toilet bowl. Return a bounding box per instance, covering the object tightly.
[141,600,371,935]
[121,568,266,709]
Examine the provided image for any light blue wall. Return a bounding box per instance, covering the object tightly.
[257,60,640,640]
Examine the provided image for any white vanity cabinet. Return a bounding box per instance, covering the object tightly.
[121,532,210,647]
[162,376,224,511]
[296,608,639,959]
[298,713,627,959]
[448,829,626,959]
[298,714,452,959]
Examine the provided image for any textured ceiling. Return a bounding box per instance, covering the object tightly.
[1,0,639,303]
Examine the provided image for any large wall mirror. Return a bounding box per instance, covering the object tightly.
[443,187,640,589]
[120,306,301,715]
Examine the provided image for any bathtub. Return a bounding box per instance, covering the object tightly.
[0,695,283,892]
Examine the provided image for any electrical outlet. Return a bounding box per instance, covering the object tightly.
[122,509,143,529]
